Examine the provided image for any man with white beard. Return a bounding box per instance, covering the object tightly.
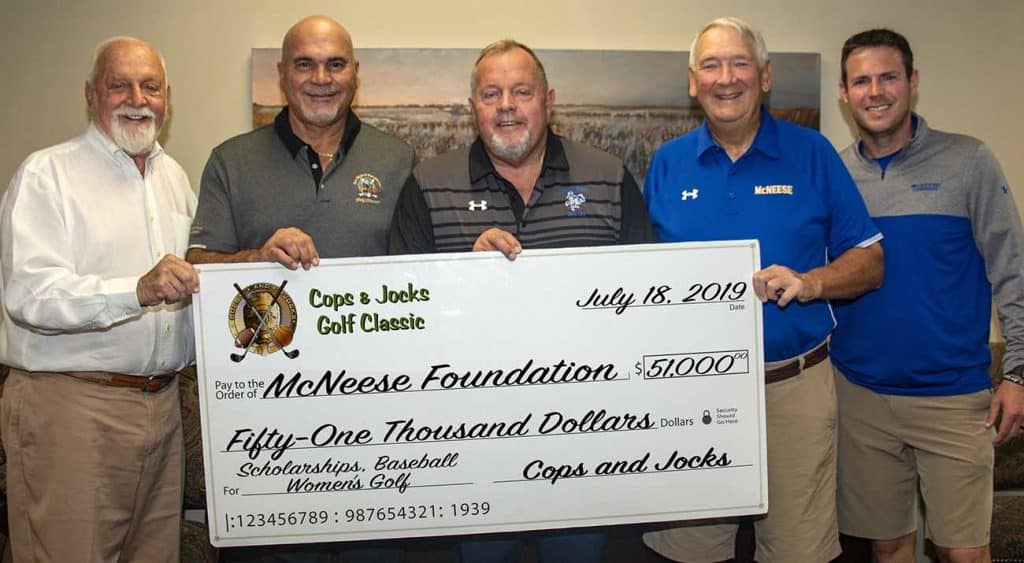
[0,37,198,562]
[389,40,654,257]
[388,39,655,563]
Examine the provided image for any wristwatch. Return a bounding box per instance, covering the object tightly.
[1003,365,1024,387]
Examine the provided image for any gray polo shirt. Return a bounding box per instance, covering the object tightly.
[190,108,416,258]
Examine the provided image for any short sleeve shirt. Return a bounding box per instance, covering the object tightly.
[644,108,881,361]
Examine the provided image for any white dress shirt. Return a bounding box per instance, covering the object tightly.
[0,123,196,375]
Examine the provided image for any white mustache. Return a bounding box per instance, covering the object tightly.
[112,106,156,120]
[303,87,340,96]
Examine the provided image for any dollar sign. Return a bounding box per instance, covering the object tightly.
[634,361,642,376]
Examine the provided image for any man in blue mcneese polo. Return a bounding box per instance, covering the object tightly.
[642,16,884,563]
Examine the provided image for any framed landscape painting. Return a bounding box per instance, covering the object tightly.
[253,48,819,186]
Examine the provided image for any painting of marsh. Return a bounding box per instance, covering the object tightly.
[253,48,819,186]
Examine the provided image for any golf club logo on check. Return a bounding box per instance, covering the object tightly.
[227,281,300,362]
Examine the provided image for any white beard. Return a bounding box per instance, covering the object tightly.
[487,128,533,162]
[295,103,343,127]
[107,107,159,155]
[295,86,345,127]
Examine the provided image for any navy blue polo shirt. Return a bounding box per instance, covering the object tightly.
[644,107,881,362]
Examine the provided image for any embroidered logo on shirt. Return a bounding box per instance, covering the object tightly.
[227,282,299,362]
[468,200,488,211]
[754,184,793,195]
[354,173,382,204]
[563,186,588,217]
[680,188,700,201]
[911,182,940,192]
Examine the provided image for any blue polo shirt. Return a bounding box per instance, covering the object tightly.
[644,107,881,362]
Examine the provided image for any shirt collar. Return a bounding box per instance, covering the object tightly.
[695,105,780,161]
[85,121,164,166]
[273,106,362,159]
[855,112,928,162]
[468,128,568,183]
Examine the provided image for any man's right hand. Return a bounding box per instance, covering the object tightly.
[137,254,200,306]
[473,228,523,261]
[259,227,320,270]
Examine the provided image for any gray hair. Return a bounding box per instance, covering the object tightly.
[470,39,549,94]
[688,17,769,69]
[86,36,168,86]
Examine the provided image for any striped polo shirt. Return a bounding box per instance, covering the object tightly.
[389,130,654,253]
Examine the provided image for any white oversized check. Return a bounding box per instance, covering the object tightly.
[193,241,767,547]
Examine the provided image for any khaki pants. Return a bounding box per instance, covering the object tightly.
[644,358,840,563]
[1,369,183,563]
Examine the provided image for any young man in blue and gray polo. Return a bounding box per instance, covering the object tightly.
[831,28,1024,563]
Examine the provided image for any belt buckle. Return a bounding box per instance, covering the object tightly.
[141,374,168,393]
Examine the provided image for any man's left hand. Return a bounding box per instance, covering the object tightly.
[472,228,522,261]
[987,380,1024,444]
[752,265,823,307]
[137,254,200,306]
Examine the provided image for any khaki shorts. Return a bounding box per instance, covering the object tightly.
[834,369,994,548]
[644,357,840,563]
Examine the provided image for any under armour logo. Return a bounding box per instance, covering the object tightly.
[680,189,700,201]
[468,200,488,211]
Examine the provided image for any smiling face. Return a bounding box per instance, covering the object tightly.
[689,25,771,133]
[86,39,168,156]
[469,47,554,167]
[841,45,918,149]
[278,17,358,131]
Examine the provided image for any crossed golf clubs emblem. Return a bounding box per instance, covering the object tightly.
[230,281,300,362]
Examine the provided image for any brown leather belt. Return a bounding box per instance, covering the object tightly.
[63,371,176,393]
[764,341,829,384]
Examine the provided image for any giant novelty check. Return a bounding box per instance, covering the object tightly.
[193,241,767,547]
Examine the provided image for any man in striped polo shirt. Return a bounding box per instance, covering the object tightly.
[388,39,655,563]
[388,40,654,259]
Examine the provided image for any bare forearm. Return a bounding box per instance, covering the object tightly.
[186,228,320,270]
[186,247,262,265]
[804,243,883,300]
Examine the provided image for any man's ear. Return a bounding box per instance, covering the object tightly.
[760,60,772,93]
[545,88,556,118]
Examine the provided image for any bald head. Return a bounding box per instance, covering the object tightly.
[88,37,166,87]
[282,16,353,60]
[278,16,359,133]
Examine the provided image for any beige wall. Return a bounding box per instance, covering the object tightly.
[2,0,1021,200]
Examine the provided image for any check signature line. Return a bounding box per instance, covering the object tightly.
[492,463,754,484]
